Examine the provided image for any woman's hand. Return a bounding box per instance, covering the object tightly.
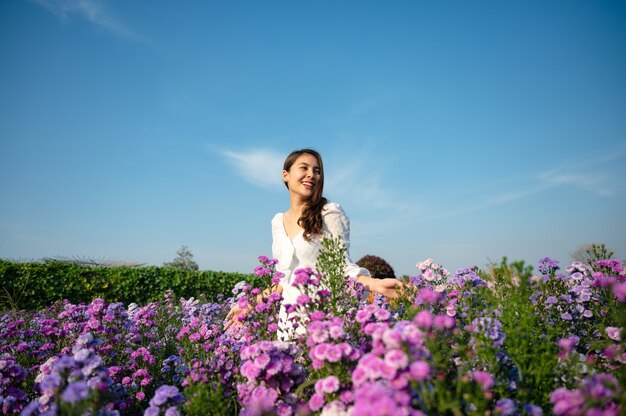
[371,277,404,298]
[358,275,404,298]
[224,302,252,331]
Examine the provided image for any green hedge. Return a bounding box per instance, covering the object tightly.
[0,259,259,311]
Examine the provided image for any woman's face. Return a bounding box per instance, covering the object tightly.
[282,153,321,200]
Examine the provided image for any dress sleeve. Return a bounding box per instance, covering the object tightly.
[323,202,371,279]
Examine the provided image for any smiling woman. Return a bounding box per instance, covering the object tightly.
[225,148,402,340]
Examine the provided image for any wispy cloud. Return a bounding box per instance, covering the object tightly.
[416,184,551,223]
[538,171,615,197]
[425,146,626,221]
[29,0,147,42]
[216,146,414,214]
[219,148,284,191]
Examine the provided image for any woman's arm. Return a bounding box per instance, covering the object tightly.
[224,284,283,331]
[357,274,403,298]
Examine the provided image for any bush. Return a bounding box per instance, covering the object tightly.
[356,254,396,279]
[0,259,258,311]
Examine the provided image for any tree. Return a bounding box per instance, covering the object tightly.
[163,246,199,271]
[356,254,396,279]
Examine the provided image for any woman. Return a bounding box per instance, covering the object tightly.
[225,149,401,338]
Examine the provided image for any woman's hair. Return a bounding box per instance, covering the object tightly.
[283,149,328,241]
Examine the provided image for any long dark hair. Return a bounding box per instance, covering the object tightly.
[283,149,328,241]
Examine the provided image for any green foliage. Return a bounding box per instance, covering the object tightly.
[163,245,199,271]
[184,382,239,416]
[571,243,615,265]
[356,254,396,278]
[0,259,258,311]
[486,260,560,406]
[316,236,351,316]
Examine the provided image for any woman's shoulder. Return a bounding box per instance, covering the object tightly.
[271,212,284,227]
[322,201,346,216]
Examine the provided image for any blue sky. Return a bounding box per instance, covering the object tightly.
[1,0,625,277]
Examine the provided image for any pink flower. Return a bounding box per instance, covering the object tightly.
[322,376,340,394]
[419,288,440,304]
[381,329,403,349]
[384,349,409,370]
[374,308,391,321]
[613,282,626,301]
[351,367,368,386]
[309,393,325,411]
[240,361,261,381]
[433,315,455,330]
[606,327,621,341]
[409,361,430,381]
[254,353,271,369]
[237,297,249,310]
[550,388,585,415]
[329,324,345,340]
[473,371,494,392]
[557,336,579,354]
[414,310,433,328]
[296,294,312,305]
[310,311,325,321]
[355,309,372,323]
[326,345,343,363]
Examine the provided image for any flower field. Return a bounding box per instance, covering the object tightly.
[1,245,625,415]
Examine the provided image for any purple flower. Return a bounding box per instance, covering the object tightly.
[561,312,573,321]
[495,398,516,415]
[523,404,544,416]
[149,385,181,407]
[546,296,558,304]
[61,381,88,403]
[144,406,160,416]
[165,406,180,416]
[538,257,560,275]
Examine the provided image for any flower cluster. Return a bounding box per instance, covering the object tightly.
[0,353,29,414]
[550,373,622,415]
[23,332,117,415]
[0,250,624,415]
[237,341,304,415]
[415,258,449,291]
[144,385,183,416]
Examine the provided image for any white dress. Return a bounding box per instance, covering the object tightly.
[271,202,370,339]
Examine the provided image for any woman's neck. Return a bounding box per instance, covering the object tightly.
[288,195,308,219]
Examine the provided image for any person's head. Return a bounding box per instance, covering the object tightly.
[282,149,328,240]
[282,149,325,205]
